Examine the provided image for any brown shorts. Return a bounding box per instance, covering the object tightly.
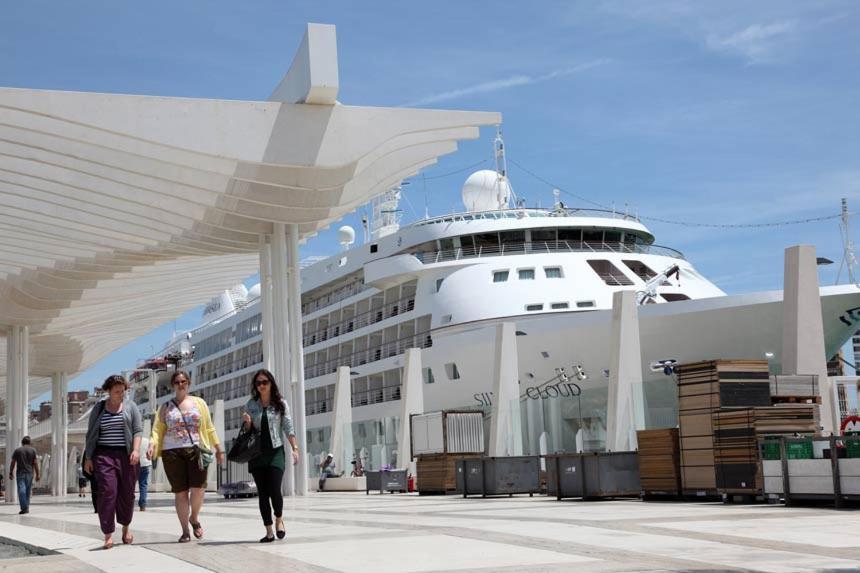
[161,447,207,492]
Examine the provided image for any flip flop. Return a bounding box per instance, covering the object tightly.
[178,532,191,543]
[190,521,203,539]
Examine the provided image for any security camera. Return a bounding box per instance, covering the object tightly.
[186,332,192,340]
[650,359,677,374]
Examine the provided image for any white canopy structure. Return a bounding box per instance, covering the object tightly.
[1,23,500,498]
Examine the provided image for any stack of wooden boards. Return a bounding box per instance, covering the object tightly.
[637,428,681,495]
[677,360,772,495]
[712,405,819,494]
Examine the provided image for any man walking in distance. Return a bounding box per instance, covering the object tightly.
[138,436,152,511]
[9,436,39,515]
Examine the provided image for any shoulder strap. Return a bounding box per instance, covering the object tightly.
[173,398,197,446]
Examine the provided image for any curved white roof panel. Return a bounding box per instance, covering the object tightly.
[0,24,500,397]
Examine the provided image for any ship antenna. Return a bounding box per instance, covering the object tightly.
[836,198,857,285]
[494,126,516,208]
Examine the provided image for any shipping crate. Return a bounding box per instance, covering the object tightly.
[416,453,480,494]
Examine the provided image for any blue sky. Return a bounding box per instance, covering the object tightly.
[3,1,859,402]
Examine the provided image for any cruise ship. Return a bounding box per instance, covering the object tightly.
[154,164,860,474]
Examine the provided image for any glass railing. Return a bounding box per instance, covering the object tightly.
[303,294,416,348]
[304,329,433,380]
[413,241,685,264]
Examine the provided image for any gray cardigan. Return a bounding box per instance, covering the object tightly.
[84,399,143,459]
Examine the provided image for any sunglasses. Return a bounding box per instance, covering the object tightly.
[254,379,271,386]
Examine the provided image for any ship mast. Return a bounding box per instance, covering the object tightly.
[837,198,857,285]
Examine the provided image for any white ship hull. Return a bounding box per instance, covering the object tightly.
[418,285,860,452]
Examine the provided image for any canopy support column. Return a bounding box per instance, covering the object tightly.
[5,326,28,504]
[51,371,68,496]
[259,235,274,372]
[287,224,307,495]
[271,223,295,496]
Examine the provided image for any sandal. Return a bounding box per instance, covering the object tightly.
[178,532,191,543]
[190,520,204,539]
[122,529,134,545]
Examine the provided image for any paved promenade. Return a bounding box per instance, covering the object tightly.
[0,492,857,572]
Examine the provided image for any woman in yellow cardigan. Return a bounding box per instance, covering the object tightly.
[146,370,224,542]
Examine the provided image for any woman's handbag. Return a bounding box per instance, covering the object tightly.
[227,425,262,463]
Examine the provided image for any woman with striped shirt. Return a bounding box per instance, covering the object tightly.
[84,375,142,549]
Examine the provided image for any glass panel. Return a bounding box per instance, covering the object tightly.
[518,269,535,280]
[544,267,562,279]
[493,270,509,283]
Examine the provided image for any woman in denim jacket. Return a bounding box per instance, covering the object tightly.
[242,368,299,542]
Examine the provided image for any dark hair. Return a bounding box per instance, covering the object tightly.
[21,436,31,445]
[170,370,191,387]
[102,374,128,392]
[251,369,286,417]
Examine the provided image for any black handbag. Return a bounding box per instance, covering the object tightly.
[227,425,262,463]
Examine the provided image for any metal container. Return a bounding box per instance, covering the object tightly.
[546,452,641,499]
[457,456,541,497]
[365,469,408,494]
[411,410,484,456]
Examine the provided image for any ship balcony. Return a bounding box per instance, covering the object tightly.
[304,328,432,380]
[413,240,685,265]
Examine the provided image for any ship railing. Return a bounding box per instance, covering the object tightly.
[304,329,433,380]
[413,207,642,227]
[302,294,416,348]
[350,382,402,408]
[197,352,264,383]
[415,241,685,264]
[302,280,369,316]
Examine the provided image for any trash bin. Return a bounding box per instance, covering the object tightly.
[546,452,640,499]
[457,456,541,498]
[365,469,408,494]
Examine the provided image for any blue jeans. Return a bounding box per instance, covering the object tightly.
[17,474,33,511]
[138,465,151,509]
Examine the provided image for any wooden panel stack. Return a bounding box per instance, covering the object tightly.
[637,428,681,495]
[712,405,819,495]
[677,360,771,495]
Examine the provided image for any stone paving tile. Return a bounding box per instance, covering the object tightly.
[0,492,858,572]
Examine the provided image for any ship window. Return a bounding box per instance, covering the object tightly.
[493,270,509,283]
[500,230,525,253]
[604,231,621,243]
[576,300,595,308]
[586,260,634,286]
[370,244,378,253]
[622,260,656,281]
[422,367,435,385]
[544,267,563,279]
[551,302,569,309]
[541,351,550,358]
[525,303,544,311]
[661,293,691,302]
[436,278,444,292]
[531,229,557,244]
[558,228,581,243]
[583,230,603,244]
[474,233,500,252]
[439,237,455,251]
[444,363,461,380]
[441,314,452,324]
[518,269,535,280]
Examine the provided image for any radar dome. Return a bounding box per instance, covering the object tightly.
[462,170,511,212]
[338,225,356,247]
[248,283,261,299]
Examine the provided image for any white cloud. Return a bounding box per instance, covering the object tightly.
[706,20,797,64]
[401,60,608,107]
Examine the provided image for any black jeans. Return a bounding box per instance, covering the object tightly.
[251,465,284,526]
